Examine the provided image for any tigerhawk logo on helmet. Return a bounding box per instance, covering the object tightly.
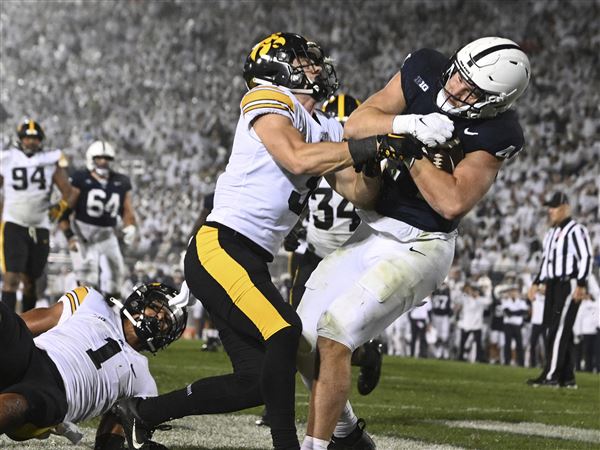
[243,32,339,102]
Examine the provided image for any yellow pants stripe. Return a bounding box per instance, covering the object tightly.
[196,226,290,340]
[0,222,5,274]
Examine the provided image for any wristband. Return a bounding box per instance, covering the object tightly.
[348,137,378,165]
[64,228,75,240]
[392,114,413,135]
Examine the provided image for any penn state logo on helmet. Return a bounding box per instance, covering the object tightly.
[321,93,361,125]
[437,37,530,119]
[243,32,339,102]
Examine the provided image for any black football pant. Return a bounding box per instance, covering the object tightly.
[410,319,428,358]
[542,279,580,382]
[137,223,302,450]
[458,329,484,362]
[503,324,524,366]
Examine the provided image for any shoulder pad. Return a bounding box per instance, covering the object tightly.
[241,85,296,117]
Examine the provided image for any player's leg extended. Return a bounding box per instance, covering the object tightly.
[309,228,455,443]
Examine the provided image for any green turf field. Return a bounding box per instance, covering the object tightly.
[2,339,599,449]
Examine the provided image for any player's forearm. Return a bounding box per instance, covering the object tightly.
[344,106,395,140]
[329,168,380,210]
[290,141,355,176]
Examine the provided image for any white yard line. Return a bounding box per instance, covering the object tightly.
[441,420,600,444]
[0,415,464,450]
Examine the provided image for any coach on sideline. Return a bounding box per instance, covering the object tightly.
[527,191,593,388]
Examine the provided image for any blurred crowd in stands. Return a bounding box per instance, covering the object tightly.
[1,0,598,367]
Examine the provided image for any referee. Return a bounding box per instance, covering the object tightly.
[527,192,593,388]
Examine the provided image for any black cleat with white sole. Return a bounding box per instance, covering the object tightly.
[328,418,376,450]
[112,397,156,449]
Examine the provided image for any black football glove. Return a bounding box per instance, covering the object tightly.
[353,158,380,178]
[375,133,427,162]
[348,134,427,166]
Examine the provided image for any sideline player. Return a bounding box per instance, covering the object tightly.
[1,119,74,312]
[59,140,137,298]
[297,37,530,449]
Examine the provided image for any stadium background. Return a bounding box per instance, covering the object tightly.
[0,0,599,448]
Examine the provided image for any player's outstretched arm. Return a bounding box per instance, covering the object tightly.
[253,113,356,176]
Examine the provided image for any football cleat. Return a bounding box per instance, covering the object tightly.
[560,379,578,389]
[254,408,270,427]
[112,398,155,449]
[328,418,376,450]
[357,340,383,396]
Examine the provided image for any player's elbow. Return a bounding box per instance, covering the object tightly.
[437,200,469,221]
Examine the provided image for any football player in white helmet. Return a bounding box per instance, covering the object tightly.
[59,140,138,299]
[0,283,186,449]
[0,119,75,313]
[297,36,530,449]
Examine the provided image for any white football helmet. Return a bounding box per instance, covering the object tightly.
[86,140,116,177]
[436,37,530,119]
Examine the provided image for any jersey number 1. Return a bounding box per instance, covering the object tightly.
[86,337,123,369]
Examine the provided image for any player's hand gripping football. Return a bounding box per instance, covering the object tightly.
[392,112,454,147]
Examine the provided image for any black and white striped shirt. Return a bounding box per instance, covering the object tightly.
[535,217,593,286]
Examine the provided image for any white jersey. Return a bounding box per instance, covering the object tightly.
[0,146,66,228]
[208,85,343,256]
[34,288,156,423]
[306,178,359,258]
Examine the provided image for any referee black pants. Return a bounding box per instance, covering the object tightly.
[136,223,302,450]
[542,279,580,383]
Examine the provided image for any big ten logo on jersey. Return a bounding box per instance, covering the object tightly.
[414,76,429,92]
[319,131,331,142]
[250,33,286,61]
[86,188,120,219]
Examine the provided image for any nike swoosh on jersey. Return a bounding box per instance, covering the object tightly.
[409,246,426,256]
[464,128,478,136]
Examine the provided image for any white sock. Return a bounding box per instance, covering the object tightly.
[300,436,314,450]
[333,401,358,437]
[312,437,329,450]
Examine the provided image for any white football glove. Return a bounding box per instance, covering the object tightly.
[392,112,454,147]
[122,224,137,246]
[169,280,196,308]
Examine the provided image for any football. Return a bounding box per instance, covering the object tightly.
[425,139,464,173]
